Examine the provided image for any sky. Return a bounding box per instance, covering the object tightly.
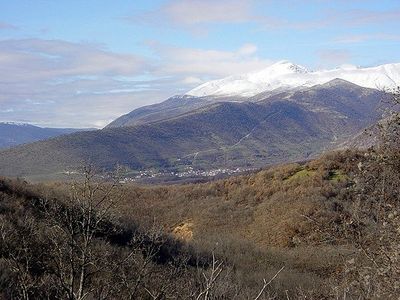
[1,0,400,128]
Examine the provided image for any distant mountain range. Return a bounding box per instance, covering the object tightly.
[0,123,93,149]
[0,79,386,180]
[187,60,400,97]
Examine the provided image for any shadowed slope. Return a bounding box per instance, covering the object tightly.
[0,80,384,180]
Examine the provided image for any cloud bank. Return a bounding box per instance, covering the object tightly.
[0,38,271,127]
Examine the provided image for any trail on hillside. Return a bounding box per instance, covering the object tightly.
[181,110,282,165]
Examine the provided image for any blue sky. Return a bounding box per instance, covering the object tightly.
[1,0,400,127]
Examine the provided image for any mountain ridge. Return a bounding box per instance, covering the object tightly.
[0,80,384,181]
[0,123,94,149]
[187,61,400,97]
[108,79,383,131]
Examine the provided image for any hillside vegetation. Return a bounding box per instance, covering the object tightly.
[1,85,398,299]
[0,80,384,180]
[2,144,399,299]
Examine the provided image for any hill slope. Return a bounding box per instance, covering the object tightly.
[107,78,383,130]
[0,123,92,149]
[0,152,361,299]
[105,93,252,129]
[105,95,213,128]
[0,80,384,180]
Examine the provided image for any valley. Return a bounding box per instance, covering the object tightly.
[2,2,400,299]
[0,79,386,181]
[2,144,399,298]
[0,60,399,299]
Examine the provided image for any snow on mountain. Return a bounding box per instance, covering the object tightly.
[187,60,400,97]
[0,121,31,126]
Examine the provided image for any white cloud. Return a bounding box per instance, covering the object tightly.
[0,38,273,127]
[150,42,272,80]
[0,108,14,113]
[161,0,254,26]
[317,49,352,67]
[296,8,400,30]
[238,43,258,56]
[0,22,18,30]
[181,76,203,85]
[340,9,400,26]
[126,0,275,34]
[0,39,154,128]
[334,33,400,44]
[128,1,400,34]
[0,39,146,83]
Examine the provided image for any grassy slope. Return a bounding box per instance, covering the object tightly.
[117,151,354,247]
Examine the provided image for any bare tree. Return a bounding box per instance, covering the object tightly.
[337,87,400,298]
[196,253,224,300]
[45,165,123,300]
[0,216,40,300]
[254,266,285,300]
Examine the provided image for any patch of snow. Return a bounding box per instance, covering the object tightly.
[187,61,400,97]
[0,121,32,126]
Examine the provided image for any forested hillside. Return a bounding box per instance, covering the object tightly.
[1,137,399,299]
[0,80,384,181]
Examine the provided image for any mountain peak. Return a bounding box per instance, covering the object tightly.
[187,61,400,97]
[259,60,309,74]
[320,78,358,88]
[272,60,295,67]
[271,60,308,73]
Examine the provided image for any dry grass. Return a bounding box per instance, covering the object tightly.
[5,149,364,298]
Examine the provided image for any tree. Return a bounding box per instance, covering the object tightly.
[340,87,400,298]
[45,165,123,300]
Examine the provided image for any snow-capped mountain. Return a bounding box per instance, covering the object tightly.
[0,121,31,126]
[187,60,400,97]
